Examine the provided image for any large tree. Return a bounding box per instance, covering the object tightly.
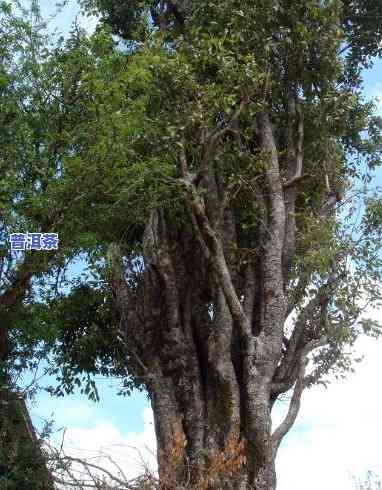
[46,0,382,488]
[28,1,378,489]
[2,0,382,489]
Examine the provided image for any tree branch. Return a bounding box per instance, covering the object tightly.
[179,178,252,340]
[283,98,304,188]
[271,358,307,451]
[273,275,337,388]
[198,97,250,181]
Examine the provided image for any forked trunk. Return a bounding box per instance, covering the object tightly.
[149,363,277,490]
[108,112,325,489]
[111,207,284,490]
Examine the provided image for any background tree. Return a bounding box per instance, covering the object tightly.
[0,3,101,487]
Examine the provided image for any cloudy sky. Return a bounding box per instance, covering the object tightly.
[18,1,382,488]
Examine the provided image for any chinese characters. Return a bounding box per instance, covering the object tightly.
[9,233,59,251]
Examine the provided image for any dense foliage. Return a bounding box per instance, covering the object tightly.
[1,0,382,488]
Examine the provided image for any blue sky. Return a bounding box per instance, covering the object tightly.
[14,1,382,488]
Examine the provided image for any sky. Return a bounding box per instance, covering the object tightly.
[13,1,382,488]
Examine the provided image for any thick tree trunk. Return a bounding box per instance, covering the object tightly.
[111,208,280,489]
[148,360,277,490]
[108,109,336,489]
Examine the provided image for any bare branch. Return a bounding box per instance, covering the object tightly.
[55,456,136,489]
[178,139,189,178]
[198,97,250,179]
[271,358,307,451]
[283,99,304,188]
[178,178,252,340]
[273,275,337,389]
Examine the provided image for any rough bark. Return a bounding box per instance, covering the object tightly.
[108,106,342,489]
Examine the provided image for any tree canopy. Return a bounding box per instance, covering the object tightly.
[1,0,382,488]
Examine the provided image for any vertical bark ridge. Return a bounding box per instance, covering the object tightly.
[108,106,328,490]
[143,210,206,479]
[283,95,304,281]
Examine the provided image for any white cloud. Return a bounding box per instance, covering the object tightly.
[32,397,94,427]
[276,324,382,489]
[55,407,157,485]
[78,13,99,34]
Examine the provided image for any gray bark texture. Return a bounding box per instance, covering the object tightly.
[108,107,341,489]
